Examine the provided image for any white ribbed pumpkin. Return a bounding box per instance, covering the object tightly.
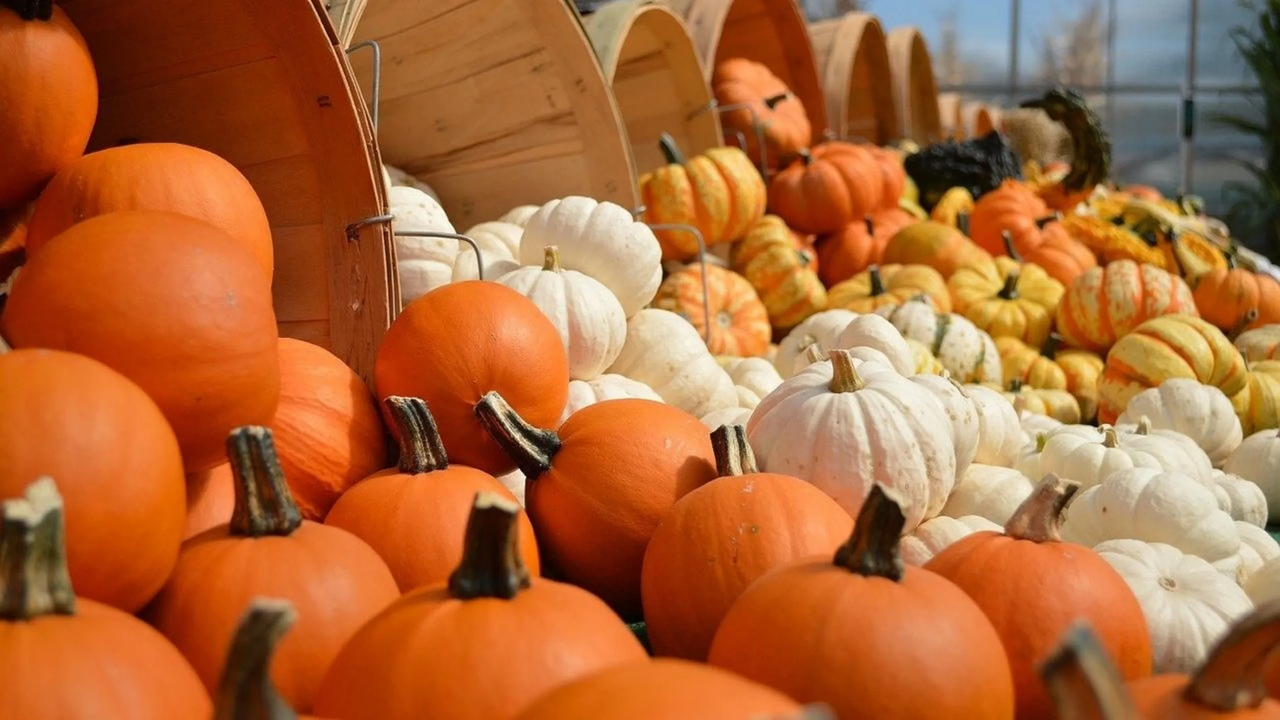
[1116,379,1243,468]
[1037,426,1164,490]
[966,384,1024,467]
[1209,470,1268,528]
[1236,521,1280,585]
[608,308,737,417]
[452,221,524,282]
[1223,429,1280,523]
[910,372,980,477]
[558,374,662,426]
[717,356,783,409]
[876,297,1001,384]
[833,313,915,375]
[773,309,858,378]
[900,515,1001,566]
[941,464,1035,526]
[389,185,457,308]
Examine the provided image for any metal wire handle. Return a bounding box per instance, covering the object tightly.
[725,128,749,154]
[646,222,712,345]
[392,230,487,281]
[346,40,383,131]
[691,99,769,175]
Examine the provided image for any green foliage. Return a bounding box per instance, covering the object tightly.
[1212,0,1280,257]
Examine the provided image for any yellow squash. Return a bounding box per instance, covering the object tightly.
[729,215,826,331]
[826,263,951,314]
[1232,360,1280,435]
[948,255,1064,347]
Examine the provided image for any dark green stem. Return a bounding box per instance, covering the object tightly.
[4,0,53,21]
[956,211,971,236]
[1002,230,1024,262]
[1042,333,1063,359]
[658,132,685,166]
[997,271,1021,300]
[447,492,532,600]
[866,265,887,296]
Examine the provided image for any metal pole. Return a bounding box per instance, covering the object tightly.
[1106,0,1118,132]
[1181,0,1200,195]
[1008,0,1021,105]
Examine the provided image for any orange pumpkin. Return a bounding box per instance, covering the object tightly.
[869,204,919,240]
[1055,259,1199,354]
[970,181,1097,286]
[272,338,387,519]
[1,211,281,472]
[513,659,806,720]
[184,464,234,541]
[0,2,97,208]
[652,264,771,357]
[0,478,212,718]
[729,214,827,331]
[326,396,539,592]
[816,217,884,286]
[476,395,717,620]
[1192,257,1280,335]
[1040,624,1142,719]
[707,485,1015,718]
[826,263,951,314]
[146,427,400,712]
[881,219,995,279]
[640,425,853,661]
[1129,602,1280,718]
[712,58,811,168]
[374,281,570,476]
[0,349,186,613]
[212,599,322,720]
[768,142,893,235]
[639,134,767,260]
[0,203,30,281]
[314,493,647,720]
[925,475,1154,718]
[27,143,275,280]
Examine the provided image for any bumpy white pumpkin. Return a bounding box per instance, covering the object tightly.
[876,298,1001,384]
[1209,470,1268,527]
[1245,555,1280,604]
[558,374,662,426]
[941,464,1035,526]
[497,246,626,381]
[608,309,737,417]
[910,372,980,477]
[747,350,956,530]
[1096,539,1253,674]
[519,197,662,317]
[966,384,1024,467]
[1236,521,1280,585]
[452,221,524,282]
[716,356,783,409]
[499,205,540,227]
[1018,406,1064,445]
[1223,429,1280,523]
[1113,418,1214,483]
[700,406,753,429]
[1062,467,1242,576]
[833,314,915,376]
[383,164,440,200]
[1116,380,1243,468]
[773,309,858,378]
[1037,426,1164,490]
[900,515,1001,566]
[389,185,457,307]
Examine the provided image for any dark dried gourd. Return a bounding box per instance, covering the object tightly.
[904,131,1024,212]
[1021,87,1112,192]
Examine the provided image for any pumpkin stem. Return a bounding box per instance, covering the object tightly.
[1101,426,1120,448]
[763,92,789,109]
[1002,230,1024,262]
[0,477,76,620]
[864,217,876,236]
[384,396,449,474]
[832,484,906,582]
[866,265,887,297]
[1008,378,1025,392]
[6,0,53,20]
[997,271,1021,300]
[227,427,303,538]
[1035,432,1049,453]
[1185,600,1280,711]
[1133,416,1152,436]
[542,245,563,272]
[1004,474,1081,543]
[1013,393,1029,415]
[1040,622,1140,720]
[474,391,563,480]
[940,369,971,397]
[212,598,299,720]
[447,492,532,600]
[1229,308,1259,342]
[657,132,686,166]
[797,149,813,167]
[1036,213,1063,229]
[1042,333,1063,359]
[803,342,826,365]
[828,349,868,393]
[711,424,758,476]
[956,212,971,236]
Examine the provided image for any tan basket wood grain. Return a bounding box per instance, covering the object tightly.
[885,26,941,144]
[808,12,896,145]
[61,0,395,383]
[961,101,996,139]
[937,91,962,139]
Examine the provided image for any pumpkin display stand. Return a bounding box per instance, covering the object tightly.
[667,0,828,145]
[885,26,942,143]
[807,12,896,145]
[583,0,723,175]
[330,0,639,227]
[59,0,394,382]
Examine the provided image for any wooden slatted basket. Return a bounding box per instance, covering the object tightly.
[808,12,895,145]
[331,0,639,228]
[60,0,394,382]
[584,0,722,174]
[961,101,997,139]
[885,26,941,144]
[937,91,963,140]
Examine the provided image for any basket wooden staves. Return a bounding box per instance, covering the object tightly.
[808,12,896,145]
[885,26,942,144]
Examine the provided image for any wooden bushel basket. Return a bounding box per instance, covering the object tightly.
[583,0,723,175]
[60,0,395,383]
[961,101,998,138]
[668,0,828,145]
[808,12,896,145]
[885,26,942,144]
[331,0,640,228]
[938,91,963,140]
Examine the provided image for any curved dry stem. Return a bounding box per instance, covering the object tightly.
[803,342,826,365]
[384,396,449,474]
[832,485,906,582]
[1040,622,1140,720]
[1186,600,1280,710]
[997,271,1021,300]
[542,245,562,272]
[474,392,562,480]
[1101,426,1120,449]
[212,598,299,720]
[227,427,302,537]
[712,424,758,477]
[448,492,532,600]
[828,349,867,393]
[866,265,887,297]
[1005,474,1081,543]
[0,477,75,620]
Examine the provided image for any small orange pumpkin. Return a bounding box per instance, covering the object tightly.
[815,216,886,287]
[1192,254,1280,335]
[0,203,30,281]
[184,464,234,541]
[970,182,1097,286]
[826,263,951,314]
[1055,259,1199,354]
[652,264,771,357]
[712,58,812,168]
[768,142,895,235]
[881,219,995,279]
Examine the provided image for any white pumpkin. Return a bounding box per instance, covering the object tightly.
[1245,555,1280,604]
[607,309,737,417]
[900,515,1002,566]
[1116,379,1243,468]
[966,384,1024,467]
[1210,470,1268,528]
[1037,426,1164,490]
[382,164,440,200]
[833,314,915,376]
[452,221,524,282]
[909,372,980,477]
[716,356,783,409]
[1223,429,1280,523]
[519,197,662,317]
[1095,538,1253,674]
[497,246,626,381]
[700,406,753,430]
[1236,521,1280,585]
[498,204,540,227]
[941,464,1035,526]
[389,185,457,308]
[746,350,957,530]
[1062,467,1242,576]
[773,309,858,378]
[558,374,662,426]
[1112,418,1215,483]
[1018,407,1064,445]
[875,298,1001,384]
